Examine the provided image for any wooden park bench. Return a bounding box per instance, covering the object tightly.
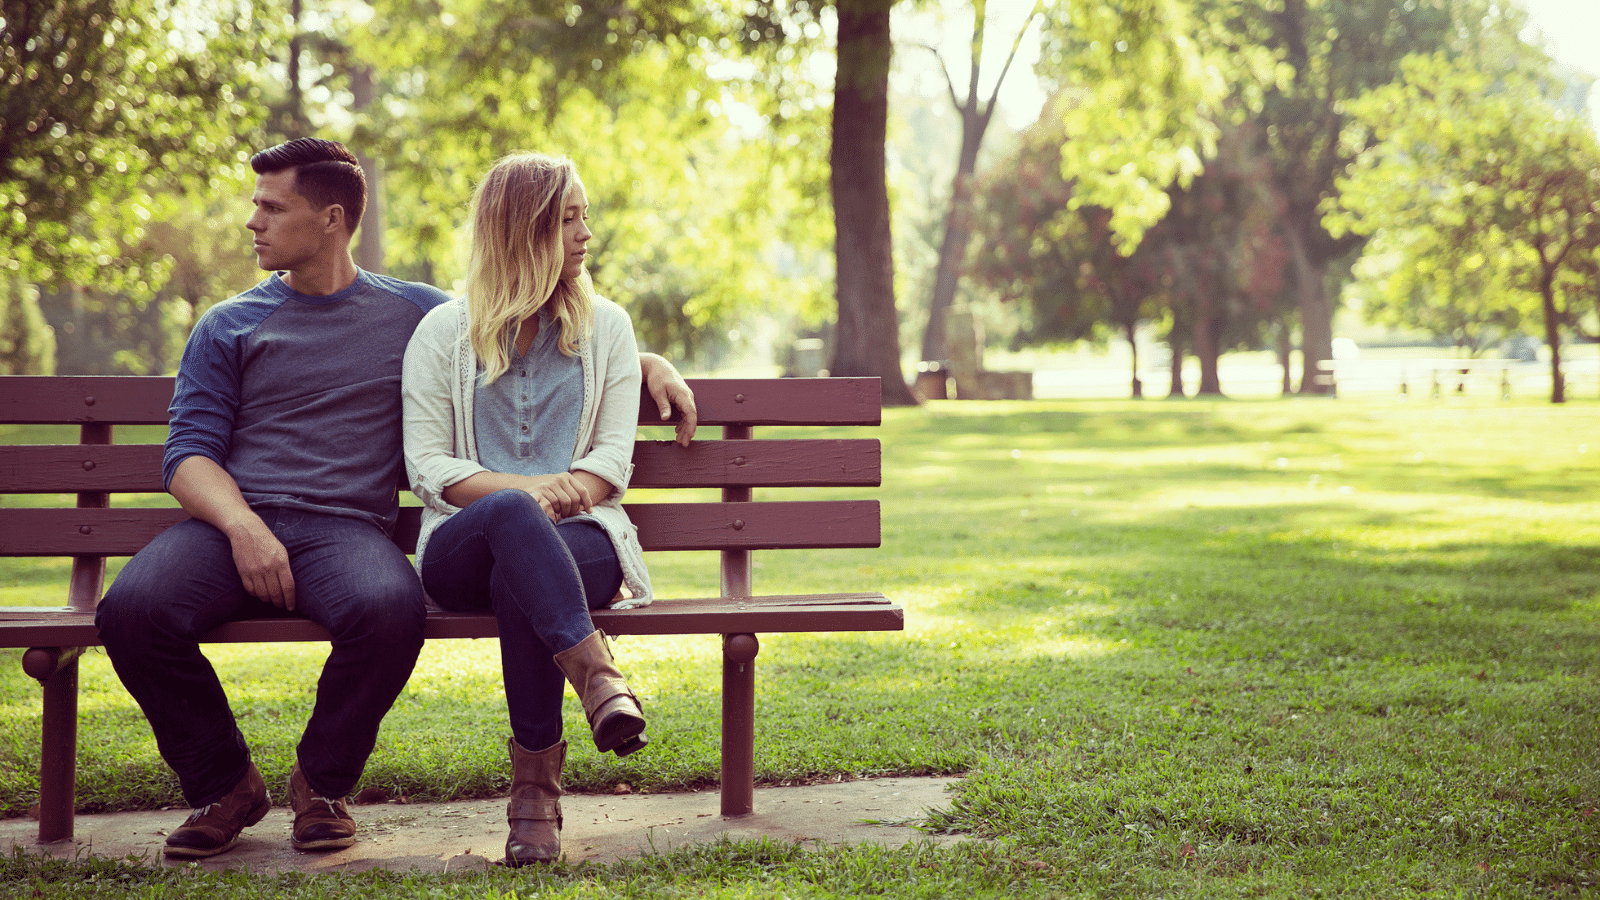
[0,375,901,844]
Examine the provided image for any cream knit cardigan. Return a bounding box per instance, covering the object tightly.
[401,296,653,608]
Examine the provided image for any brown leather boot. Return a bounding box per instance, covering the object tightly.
[164,762,271,858]
[506,738,565,866]
[553,630,647,756]
[288,763,357,851]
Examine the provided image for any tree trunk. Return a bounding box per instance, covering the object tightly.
[1125,318,1142,399]
[920,0,1038,364]
[350,65,384,273]
[1277,319,1294,395]
[921,164,978,364]
[1540,276,1566,404]
[1194,294,1222,395]
[831,0,918,406]
[38,285,93,375]
[1285,220,1334,395]
[1166,325,1186,398]
[921,101,991,363]
[282,0,310,137]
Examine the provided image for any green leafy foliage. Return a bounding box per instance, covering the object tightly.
[1334,50,1600,398]
[972,107,1287,397]
[0,276,52,374]
[0,0,270,289]
[967,112,1130,346]
[345,0,834,364]
[972,0,1564,398]
[1037,0,1270,252]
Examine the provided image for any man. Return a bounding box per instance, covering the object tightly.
[95,138,696,859]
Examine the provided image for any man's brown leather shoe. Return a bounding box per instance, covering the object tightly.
[163,763,271,859]
[289,763,356,851]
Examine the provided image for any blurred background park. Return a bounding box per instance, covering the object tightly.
[4,4,1600,895]
[4,0,1599,405]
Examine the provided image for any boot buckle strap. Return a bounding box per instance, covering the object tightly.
[585,686,643,724]
[508,797,561,821]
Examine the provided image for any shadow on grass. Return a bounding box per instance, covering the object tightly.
[918,406,1277,449]
[883,400,1600,505]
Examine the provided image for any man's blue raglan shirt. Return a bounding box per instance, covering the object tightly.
[163,270,449,532]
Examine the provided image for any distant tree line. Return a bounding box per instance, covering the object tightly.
[961,0,1599,403]
[4,0,1596,403]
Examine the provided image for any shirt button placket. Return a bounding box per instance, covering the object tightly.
[521,367,531,456]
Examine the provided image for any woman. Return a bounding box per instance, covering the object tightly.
[402,153,652,866]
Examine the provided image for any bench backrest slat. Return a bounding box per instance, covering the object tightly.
[2,376,882,427]
[0,444,165,492]
[624,501,880,550]
[637,377,882,427]
[630,439,880,488]
[0,377,173,425]
[0,500,880,556]
[0,439,881,493]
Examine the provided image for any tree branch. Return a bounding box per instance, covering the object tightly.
[983,0,1046,113]
[907,40,964,110]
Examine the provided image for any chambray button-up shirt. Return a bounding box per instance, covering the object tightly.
[473,311,584,485]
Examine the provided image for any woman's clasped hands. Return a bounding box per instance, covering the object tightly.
[517,472,594,522]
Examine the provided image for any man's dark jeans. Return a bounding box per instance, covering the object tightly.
[95,508,426,807]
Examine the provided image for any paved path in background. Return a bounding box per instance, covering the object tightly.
[0,776,965,875]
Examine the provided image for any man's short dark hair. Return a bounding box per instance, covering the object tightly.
[250,138,366,234]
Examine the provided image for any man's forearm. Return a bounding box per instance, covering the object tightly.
[169,455,261,538]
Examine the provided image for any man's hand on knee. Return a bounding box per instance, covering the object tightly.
[227,520,296,610]
[170,455,298,609]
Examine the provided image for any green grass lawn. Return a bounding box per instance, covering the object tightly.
[1,396,1596,897]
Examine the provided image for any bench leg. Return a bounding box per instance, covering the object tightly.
[720,633,759,817]
[38,654,79,843]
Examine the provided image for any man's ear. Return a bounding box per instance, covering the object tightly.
[323,204,346,235]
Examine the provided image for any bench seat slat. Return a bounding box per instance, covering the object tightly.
[0,501,880,556]
[0,439,880,494]
[0,594,901,647]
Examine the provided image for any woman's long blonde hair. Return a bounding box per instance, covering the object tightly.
[465,152,594,385]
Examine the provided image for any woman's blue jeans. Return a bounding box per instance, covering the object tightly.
[94,508,427,807]
[419,489,622,751]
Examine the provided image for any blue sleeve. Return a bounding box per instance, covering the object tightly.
[161,303,254,490]
[367,271,452,315]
